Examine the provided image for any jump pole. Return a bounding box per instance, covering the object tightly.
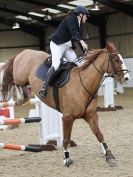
[0,143,42,152]
[0,115,57,152]
[0,117,41,125]
[0,98,62,150]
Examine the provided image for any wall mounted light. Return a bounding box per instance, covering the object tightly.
[91,1,100,11]
[12,22,20,29]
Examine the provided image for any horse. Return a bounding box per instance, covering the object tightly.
[1,41,130,167]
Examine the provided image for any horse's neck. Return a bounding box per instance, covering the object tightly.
[80,53,106,94]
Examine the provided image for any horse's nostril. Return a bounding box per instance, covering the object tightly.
[125,77,128,81]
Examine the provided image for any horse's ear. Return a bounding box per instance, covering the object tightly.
[106,41,116,52]
[106,41,112,52]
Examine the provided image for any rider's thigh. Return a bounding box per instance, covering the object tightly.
[64,48,77,62]
[50,41,65,70]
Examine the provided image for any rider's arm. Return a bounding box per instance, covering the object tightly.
[66,15,83,41]
[66,14,88,51]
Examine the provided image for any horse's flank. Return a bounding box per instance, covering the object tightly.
[13,49,49,85]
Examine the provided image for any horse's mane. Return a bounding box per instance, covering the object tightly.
[79,42,117,71]
[79,48,106,71]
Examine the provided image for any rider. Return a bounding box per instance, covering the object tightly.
[39,5,90,98]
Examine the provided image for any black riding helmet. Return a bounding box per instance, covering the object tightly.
[74,5,90,18]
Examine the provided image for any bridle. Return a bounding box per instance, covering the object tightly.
[91,52,129,79]
[107,52,129,79]
[79,51,129,109]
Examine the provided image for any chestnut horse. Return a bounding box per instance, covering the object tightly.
[1,42,130,167]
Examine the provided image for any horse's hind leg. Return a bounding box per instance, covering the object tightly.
[63,115,74,167]
[14,85,30,105]
[14,85,24,105]
[22,86,30,103]
[84,112,117,166]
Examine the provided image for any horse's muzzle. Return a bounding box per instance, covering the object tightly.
[124,77,129,81]
[121,69,130,83]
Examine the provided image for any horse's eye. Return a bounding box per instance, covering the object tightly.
[116,59,123,64]
[115,59,119,63]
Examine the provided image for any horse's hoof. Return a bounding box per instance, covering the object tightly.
[65,159,74,167]
[106,154,117,167]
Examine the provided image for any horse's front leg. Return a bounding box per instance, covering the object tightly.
[63,115,74,167]
[84,111,117,166]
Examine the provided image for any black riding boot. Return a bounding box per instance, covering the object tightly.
[39,66,55,98]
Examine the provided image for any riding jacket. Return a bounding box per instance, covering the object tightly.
[48,13,83,45]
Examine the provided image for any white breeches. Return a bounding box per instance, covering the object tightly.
[50,41,80,70]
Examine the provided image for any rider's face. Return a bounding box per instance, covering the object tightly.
[82,14,88,23]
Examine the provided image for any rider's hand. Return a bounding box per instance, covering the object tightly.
[79,40,88,51]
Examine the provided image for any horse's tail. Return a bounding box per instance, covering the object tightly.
[1,57,15,100]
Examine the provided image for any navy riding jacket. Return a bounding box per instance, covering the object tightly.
[48,13,83,45]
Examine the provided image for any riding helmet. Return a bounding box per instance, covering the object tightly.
[74,5,89,16]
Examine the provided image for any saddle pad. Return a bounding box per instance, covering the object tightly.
[36,61,77,87]
[35,62,49,81]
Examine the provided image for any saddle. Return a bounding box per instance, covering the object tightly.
[36,56,77,87]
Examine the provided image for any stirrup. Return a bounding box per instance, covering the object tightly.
[39,88,47,98]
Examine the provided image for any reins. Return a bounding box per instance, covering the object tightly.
[79,69,109,109]
[78,51,127,110]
